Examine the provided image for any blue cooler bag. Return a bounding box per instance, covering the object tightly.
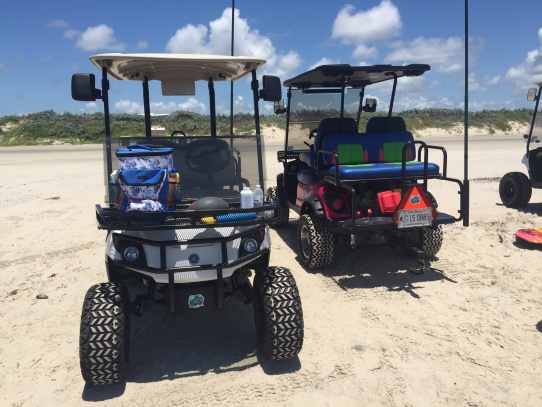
[118,168,169,212]
[116,144,173,171]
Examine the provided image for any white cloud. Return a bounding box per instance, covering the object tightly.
[0,62,9,73]
[176,98,207,113]
[166,24,209,54]
[505,30,542,88]
[114,98,207,115]
[352,44,379,60]
[234,95,244,106]
[165,8,302,79]
[53,20,126,52]
[115,99,143,114]
[486,75,501,86]
[136,41,149,50]
[309,57,340,70]
[331,1,401,45]
[385,37,464,74]
[75,24,125,52]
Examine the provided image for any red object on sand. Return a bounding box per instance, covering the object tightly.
[515,228,542,244]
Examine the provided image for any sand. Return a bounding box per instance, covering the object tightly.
[1,131,541,407]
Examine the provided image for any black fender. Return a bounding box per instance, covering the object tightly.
[301,195,325,217]
[275,173,288,207]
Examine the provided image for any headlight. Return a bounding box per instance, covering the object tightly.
[242,237,259,253]
[123,246,140,262]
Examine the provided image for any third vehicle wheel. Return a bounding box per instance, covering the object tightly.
[266,186,289,228]
[79,282,131,386]
[298,213,334,268]
[252,266,304,360]
[499,171,532,208]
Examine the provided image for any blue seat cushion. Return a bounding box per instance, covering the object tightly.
[297,168,321,184]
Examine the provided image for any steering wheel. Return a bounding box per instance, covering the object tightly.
[186,139,232,175]
[171,130,187,137]
[303,128,318,151]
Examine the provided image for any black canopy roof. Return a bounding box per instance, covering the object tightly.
[283,64,430,89]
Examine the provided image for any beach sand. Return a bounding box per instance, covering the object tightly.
[0,129,541,407]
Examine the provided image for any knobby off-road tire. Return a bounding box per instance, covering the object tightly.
[80,282,131,386]
[499,172,532,208]
[266,186,289,228]
[420,226,443,257]
[252,266,304,360]
[298,213,334,268]
[403,226,444,258]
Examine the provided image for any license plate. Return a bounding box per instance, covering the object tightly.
[398,208,433,228]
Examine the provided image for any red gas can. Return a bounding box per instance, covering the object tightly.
[377,190,401,214]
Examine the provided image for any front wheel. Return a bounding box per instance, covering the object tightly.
[499,172,532,208]
[253,267,304,360]
[298,213,335,268]
[80,282,131,386]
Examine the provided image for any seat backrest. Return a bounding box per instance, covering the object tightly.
[365,116,406,133]
[314,117,358,152]
[320,133,368,166]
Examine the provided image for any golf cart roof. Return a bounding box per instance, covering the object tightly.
[283,64,430,89]
[89,53,266,82]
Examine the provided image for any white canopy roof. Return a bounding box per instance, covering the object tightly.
[89,53,266,82]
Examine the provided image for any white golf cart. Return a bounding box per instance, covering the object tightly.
[499,82,542,207]
[72,54,304,386]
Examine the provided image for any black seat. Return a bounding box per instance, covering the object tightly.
[314,117,359,153]
[365,116,406,133]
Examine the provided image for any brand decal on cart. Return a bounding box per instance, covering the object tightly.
[188,253,200,264]
[410,195,421,205]
[188,294,205,309]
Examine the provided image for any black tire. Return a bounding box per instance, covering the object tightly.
[499,172,532,208]
[403,226,443,257]
[266,186,289,228]
[80,282,131,386]
[252,266,304,360]
[298,213,334,268]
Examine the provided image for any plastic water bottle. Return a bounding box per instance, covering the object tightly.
[253,185,264,207]
[109,170,121,206]
[240,187,254,208]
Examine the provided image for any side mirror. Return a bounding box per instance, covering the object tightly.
[71,73,101,101]
[259,75,282,102]
[363,97,377,112]
[274,100,286,114]
[527,88,538,102]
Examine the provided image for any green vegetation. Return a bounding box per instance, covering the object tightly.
[0,108,534,146]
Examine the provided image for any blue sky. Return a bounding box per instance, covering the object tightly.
[2,0,542,116]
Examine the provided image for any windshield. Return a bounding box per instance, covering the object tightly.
[103,135,266,204]
[285,88,362,151]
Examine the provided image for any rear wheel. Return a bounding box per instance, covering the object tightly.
[266,186,289,227]
[499,172,532,207]
[298,213,334,268]
[80,282,131,386]
[403,226,443,257]
[252,267,304,360]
